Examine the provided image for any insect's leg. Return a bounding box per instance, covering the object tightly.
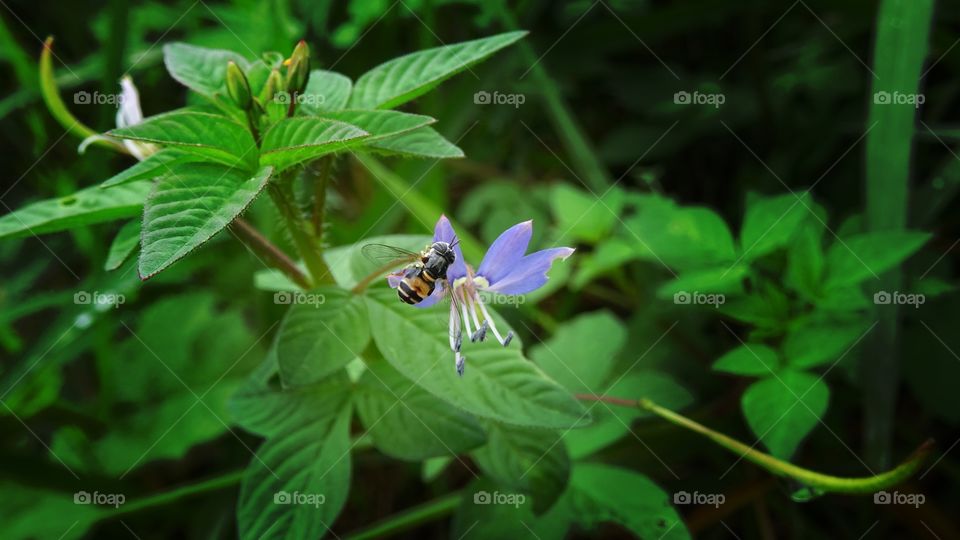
[466,293,487,342]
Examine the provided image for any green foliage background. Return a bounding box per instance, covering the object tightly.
[1,0,958,538]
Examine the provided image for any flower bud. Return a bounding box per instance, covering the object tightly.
[226,61,252,110]
[284,40,310,95]
[260,68,283,105]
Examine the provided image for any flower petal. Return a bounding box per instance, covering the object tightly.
[433,215,467,281]
[477,220,532,284]
[116,77,144,128]
[485,247,574,295]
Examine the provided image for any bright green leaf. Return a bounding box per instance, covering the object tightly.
[824,231,930,288]
[318,109,435,143]
[300,70,353,113]
[104,220,140,271]
[529,310,625,393]
[163,43,250,97]
[624,196,736,270]
[366,126,464,159]
[550,184,623,244]
[100,149,201,189]
[108,111,257,170]
[139,164,273,279]
[260,117,369,170]
[783,320,871,369]
[713,344,779,376]
[740,192,811,259]
[0,181,150,239]
[349,31,527,109]
[742,371,829,459]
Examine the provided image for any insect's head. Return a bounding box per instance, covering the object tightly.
[431,241,457,264]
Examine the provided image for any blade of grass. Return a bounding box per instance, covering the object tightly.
[863,0,933,468]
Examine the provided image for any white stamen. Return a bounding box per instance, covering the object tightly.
[475,293,511,346]
[459,294,474,341]
[448,299,461,353]
[456,351,466,376]
[466,294,485,341]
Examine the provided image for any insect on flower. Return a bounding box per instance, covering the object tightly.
[376,216,574,377]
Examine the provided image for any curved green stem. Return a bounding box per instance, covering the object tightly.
[576,394,934,494]
[344,490,462,540]
[105,470,244,518]
[267,178,331,286]
[39,37,127,153]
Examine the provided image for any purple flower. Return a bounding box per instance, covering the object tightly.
[388,215,574,376]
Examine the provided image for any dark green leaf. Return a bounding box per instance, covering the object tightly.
[740,192,811,259]
[355,355,485,460]
[277,287,370,387]
[365,289,587,428]
[164,43,250,97]
[104,220,140,271]
[713,344,779,376]
[824,231,930,288]
[100,149,201,189]
[783,320,871,369]
[260,117,369,171]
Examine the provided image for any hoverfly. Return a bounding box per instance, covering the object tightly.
[362,240,459,305]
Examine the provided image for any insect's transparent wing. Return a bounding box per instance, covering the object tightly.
[360,243,420,266]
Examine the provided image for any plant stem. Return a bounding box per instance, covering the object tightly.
[352,260,408,295]
[312,157,332,236]
[106,470,244,518]
[230,218,311,289]
[344,491,463,540]
[267,179,332,285]
[575,394,933,494]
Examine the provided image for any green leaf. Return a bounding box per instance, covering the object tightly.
[741,371,829,459]
[349,31,528,109]
[300,70,353,113]
[451,478,574,540]
[0,181,150,239]
[276,287,370,387]
[656,265,748,299]
[366,126,464,159]
[237,377,353,540]
[100,149,201,189]
[570,463,690,540]
[564,371,692,459]
[139,164,273,279]
[785,225,825,298]
[0,482,103,540]
[625,196,736,270]
[713,344,779,376]
[104,220,140,271]
[319,110,435,143]
[783,320,871,369]
[740,192,811,259]
[108,111,257,170]
[571,237,641,290]
[163,42,250,97]
[824,231,930,288]
[322,234,433,289]
[355,355,485,460]
[550,185,624,243]
[260,117,369,171]
[529,311,626,393]
[365,289,587,428]
[472,420,570,514]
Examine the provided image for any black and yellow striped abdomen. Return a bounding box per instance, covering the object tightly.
[397,268,438,305]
